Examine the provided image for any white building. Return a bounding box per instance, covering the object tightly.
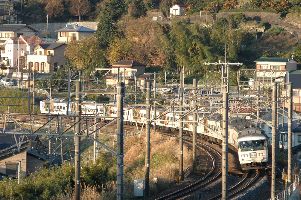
[0,35,33,70]
[255,57,297,85]
[26,43,66,73]
[0,24,38,46]
[56,23,95,43]
[105,60,145,86]
[169,4,185,17]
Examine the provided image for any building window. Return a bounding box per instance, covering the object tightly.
[71,33,76,41]
[261,65,270,70]
[28,62,33,71]
[34,62,39,72]
[5,163,18,177]
[41,62,45,72]
[39,51,42,55]
[60,32,66,37]
[293,90,299,97]
[273,65,280,70]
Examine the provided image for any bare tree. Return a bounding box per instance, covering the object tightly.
[69,0,91,21]
[44,0,64,18]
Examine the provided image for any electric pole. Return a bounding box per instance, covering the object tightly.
[204,53,241,200]
[271,82,278,199]
[192,79,197,167]
[287,83,292,183]
[153,72,157,134]
[145,80,151,197]
[93,115,97,163]
[117,82,125,200]
[222,85,229,200]
[179,67,184,181]
[74,80,81,200]
[257,85,260,124]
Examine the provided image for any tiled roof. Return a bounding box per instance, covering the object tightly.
[112,60,145,68]
[56,24,95,33]
[255,57,289,62]
[0,24,38,32]
[22,35,42,46]
[38,43,65,50]
[289,70,301,75]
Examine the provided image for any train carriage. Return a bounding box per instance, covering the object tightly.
[238,128,268,170]
[40,99,270,171]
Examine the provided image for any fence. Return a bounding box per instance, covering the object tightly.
[271,175,300,200]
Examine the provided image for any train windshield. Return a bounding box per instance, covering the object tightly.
[238,140,266,152]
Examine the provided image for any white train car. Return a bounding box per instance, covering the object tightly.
[238,129,268,170]
[40,99,269,171]
[40,99,73,115]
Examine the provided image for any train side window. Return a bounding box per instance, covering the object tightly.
[298,135,301,143]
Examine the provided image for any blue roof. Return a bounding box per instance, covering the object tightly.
[56,24,95,33]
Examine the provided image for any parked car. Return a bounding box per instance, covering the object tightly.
[0,78,15,86]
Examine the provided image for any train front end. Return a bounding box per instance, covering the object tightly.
[238,135,268,171]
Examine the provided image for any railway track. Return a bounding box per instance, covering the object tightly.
[208,170,261,200]
[157,131,263,200]
[156,132,222,200]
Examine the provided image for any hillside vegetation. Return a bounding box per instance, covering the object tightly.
[18,0,301,23]
[0,125,192,199]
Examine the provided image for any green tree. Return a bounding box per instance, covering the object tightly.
[65,36,104,74]
[143,0,160,10]
[107,38,133,63]
[127,0,147,18]
[96,0,126,67]
[96,0,126,48]
[159,0,173,17]
[170,21,212,73]
[293,44,301,63]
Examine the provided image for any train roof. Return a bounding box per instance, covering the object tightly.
[238,127,266,141]
[238,135,267,142]
[229,117,254,131]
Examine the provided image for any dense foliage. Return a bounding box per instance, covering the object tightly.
[0,153,115,200]
[17,0,301,23]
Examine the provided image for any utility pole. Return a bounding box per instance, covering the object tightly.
[32,71,35,113]
[271,82,277,199]
[27,66,31,114]
[17,161,21,184]
[222,84,229,200]
[48,116,52,155]
[204,47,239,200]
[134,72,137,104]
[145,80,151,197]
[192,79,197,167]
[93,115,97,163]
[287,83,292,184]
[257,85,260,124]
[56,115,64,163]
[179,67,184,181]
[74,80,81,200]
[117,82,125,200]
[153,73,157,133]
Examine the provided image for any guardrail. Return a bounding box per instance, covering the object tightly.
[271,175,300,200]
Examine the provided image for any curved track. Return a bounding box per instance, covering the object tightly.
[208,170,261,200]
[156,133,222,200]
